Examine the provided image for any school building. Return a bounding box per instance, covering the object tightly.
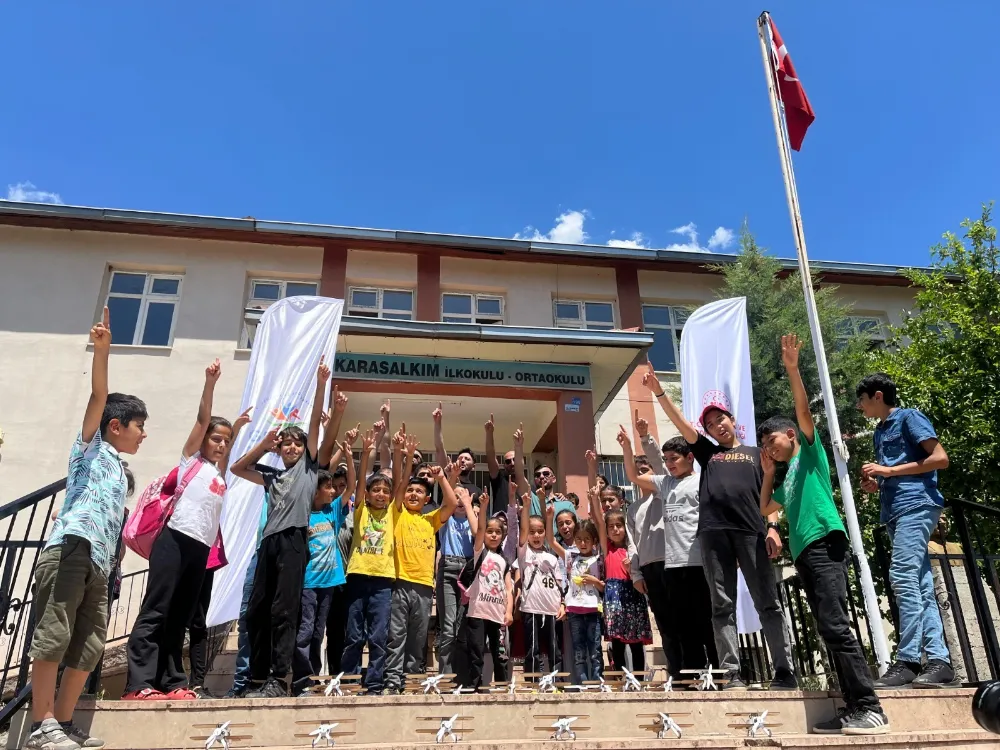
[0,199,918,507]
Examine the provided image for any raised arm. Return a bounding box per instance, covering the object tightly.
[342,437,358,507]
[518,489,532,547]
[544,501,567,559]
[760,450,782,517]
[641,362,698,444]
[355,429,375,513]
[485,413,501,480]
[436,462,460,523]
[619,425,658,496]
[588,483,608,556]
[585,449,598,492]
[781,334,814,444]
[432,401,448,466]
[319,386,348,467]
[308,357,330,459]
[183,359,221,459]
[635,408,668,475]
[221,406,253,476]
[512,424,531,498]
[391,423,407,494]
[231,429,280,486]
[83,306,112,443]
[378,400,392,472]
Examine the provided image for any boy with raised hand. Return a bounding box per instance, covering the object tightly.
[231,357,336,698]
[641,363,796,690]
[384,437,461,694]
[856,372,954,689]
[759,335,888,735]
[512,424,575,524]
[28,307,147,750]
[433,402,483,501]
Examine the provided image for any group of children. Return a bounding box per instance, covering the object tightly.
[24,308,956,749]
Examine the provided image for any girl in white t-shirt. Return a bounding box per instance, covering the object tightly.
[515,492,564,677]
[124,359,238,701]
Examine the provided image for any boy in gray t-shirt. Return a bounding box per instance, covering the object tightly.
[622,431,718,678]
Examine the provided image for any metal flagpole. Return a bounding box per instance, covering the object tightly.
[756,11,891,674]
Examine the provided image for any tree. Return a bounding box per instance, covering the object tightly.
[877,204,1000,513]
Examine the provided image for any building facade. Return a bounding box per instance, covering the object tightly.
[0,200,918,509]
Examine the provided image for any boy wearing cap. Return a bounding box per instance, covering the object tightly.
[641,364,797,691]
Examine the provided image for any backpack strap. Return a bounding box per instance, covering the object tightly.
[165,458,206,523]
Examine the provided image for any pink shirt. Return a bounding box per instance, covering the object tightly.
[604,545,629,581]
[517,545,562,616]
[466,549,509,624]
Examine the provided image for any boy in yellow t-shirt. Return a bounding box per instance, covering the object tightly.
[383,434,461,694]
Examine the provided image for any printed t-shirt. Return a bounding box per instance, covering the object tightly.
[874,408,945,523]
[395,506,445,586]
[256,451,319,537]
[347,502,397,579]
[47,430,128,576]
[336,494,355,572]
[689,435,765,536]
[564,550,602,613]
[169,452,226,547]
[304,500,348,589]
[466,548,509,624]
[439,514,473,558]
[648,473,702,567]
[604,545,630,581]
[516,546,562,616]
[772,431,846,561]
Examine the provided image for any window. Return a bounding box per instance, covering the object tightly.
[837,315,888,350]
[642,304,690,372]
[241,278,319,346]
[105,271,183,347]
[553,300,616,330]
[442,293,505,324]
[347,287,414,320]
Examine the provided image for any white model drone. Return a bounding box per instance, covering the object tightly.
[436,714,461,743]
[422,674,449,695]
[309,723,339,748]
[598,677,612,693]
[550,717,579,741]
[324,672,345,697]
[204,721,231,750]
[507,673,517,694]
[745,711,772,739]
[538,670,560,693]
[621,667,643,693]
[655,713,683,740]
[662,676,673,693]
[696,665,717,692]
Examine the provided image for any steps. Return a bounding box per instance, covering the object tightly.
[6,688,992,750]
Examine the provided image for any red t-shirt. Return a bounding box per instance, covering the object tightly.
[604,544,629,581]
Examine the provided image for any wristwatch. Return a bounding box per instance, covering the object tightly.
[766,522,781,533]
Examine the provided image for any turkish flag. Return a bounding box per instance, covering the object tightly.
[769,17,815,150]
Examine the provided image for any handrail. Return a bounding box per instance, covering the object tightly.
[951,496,1000,520]
[0,683,32,728]
[0,479,67,522]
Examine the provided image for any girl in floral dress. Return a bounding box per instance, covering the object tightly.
[601,502,652,672]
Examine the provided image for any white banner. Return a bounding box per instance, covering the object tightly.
[679,297,762,635]
[207,296,344,626]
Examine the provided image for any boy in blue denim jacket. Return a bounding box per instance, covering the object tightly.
[856,373,955,688]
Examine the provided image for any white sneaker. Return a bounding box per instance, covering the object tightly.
[24,719,80,750]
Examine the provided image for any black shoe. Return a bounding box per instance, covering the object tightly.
[811,707,850,735]
[769,668,798,690]
[912,659,958,688]
[842,707,890,735]
[192,686,216,699]
[246,678,288,699]
[873,660,918,689]
[223,685,249,699]
[721,670,746,691]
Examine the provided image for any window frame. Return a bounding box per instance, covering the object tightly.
[104,270,184,347]
[240,277,320,347]
[441,292,506,325]
[553,299,617,331]
[837,314,889,349]
[641,303,690,373]
[347,286,415,321]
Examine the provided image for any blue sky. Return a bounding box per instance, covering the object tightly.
[3,1,998,266]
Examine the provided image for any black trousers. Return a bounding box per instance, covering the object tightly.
[247,527,308,683]
[325,583,349,675]
[795,532,879,710]
[461,617,507,689]
[125,528,209,694]
[188,569,214,688]
[642,562,717,676]
[522,612,561,676]
[610,640,646,672]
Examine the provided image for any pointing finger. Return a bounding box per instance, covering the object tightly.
[102,306,110,327]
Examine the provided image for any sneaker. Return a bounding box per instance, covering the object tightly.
[121,688,168,701]
[246,678,288,699]
[842,707,890,735]
[769,668,798,690]
[163,688,198,700]
[721,670,747,691]
[192,685,216,699]
[873,660,918,689]
[61,723,105,749]
[224,685,249,699]
[25,719,80,750]
[912,659,958,688]
[811,707,850,734]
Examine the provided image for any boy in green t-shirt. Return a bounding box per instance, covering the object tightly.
[758,334,888,737]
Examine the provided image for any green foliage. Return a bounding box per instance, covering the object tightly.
[877,204,1000,514]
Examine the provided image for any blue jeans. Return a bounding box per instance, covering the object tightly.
[231,553,257,693]
[342,574,393,692]
[888,506,950,664]
[568,611,603,684]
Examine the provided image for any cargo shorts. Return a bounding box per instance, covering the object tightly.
[28,536,109,671]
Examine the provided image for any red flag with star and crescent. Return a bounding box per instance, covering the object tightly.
[768,17,815,150]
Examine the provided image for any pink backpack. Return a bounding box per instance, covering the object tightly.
[123,461,202,560]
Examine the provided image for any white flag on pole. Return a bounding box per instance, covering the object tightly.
[207,296,344,626]
[679,297,762,635]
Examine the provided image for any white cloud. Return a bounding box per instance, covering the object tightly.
[6,181,63,204]
[707,226,736,250]
[607,231,649,249]
[514,209,589,244]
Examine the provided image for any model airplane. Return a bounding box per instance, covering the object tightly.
[309,723,339,748]
[507,673,517,694]
[204,721,231,750]
[746,711,772,738]
[696,664,717,692]
[436,714,461,743]
[422,674,449,695]
[538,670,560,693]
[324,672,345,697]
[655,713,682,740]
[621,667,643,693]
[598,677,612,693]
[663,676,673,693]
[550,717,579,741]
